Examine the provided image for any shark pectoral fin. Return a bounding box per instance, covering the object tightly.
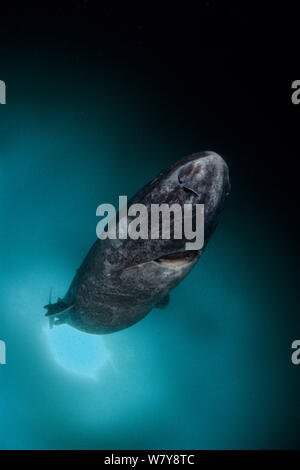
[48,316,67,329]
[46,304,74,329]
[155,294,170,309]
[54,317,67,326]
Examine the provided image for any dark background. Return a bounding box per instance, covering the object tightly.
[1,1,298,233]
[0,1,299,450]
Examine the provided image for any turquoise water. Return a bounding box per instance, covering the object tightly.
[0,62,298,449]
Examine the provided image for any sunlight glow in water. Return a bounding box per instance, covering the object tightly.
[45,324,109,379]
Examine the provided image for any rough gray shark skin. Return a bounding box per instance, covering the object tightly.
[45,151,230,335]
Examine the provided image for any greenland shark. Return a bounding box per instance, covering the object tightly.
[44,151,230,334]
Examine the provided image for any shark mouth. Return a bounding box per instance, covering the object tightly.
[155,251,198,267]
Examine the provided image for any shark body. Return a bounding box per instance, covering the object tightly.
[45,151,230,335]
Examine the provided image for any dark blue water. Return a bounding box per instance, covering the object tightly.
[0,62,298,449]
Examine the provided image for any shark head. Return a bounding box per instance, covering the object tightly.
[105,150,230,272]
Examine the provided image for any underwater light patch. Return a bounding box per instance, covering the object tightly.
[45,324,108,379]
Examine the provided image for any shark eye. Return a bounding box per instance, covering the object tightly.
[225,182,231,198]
